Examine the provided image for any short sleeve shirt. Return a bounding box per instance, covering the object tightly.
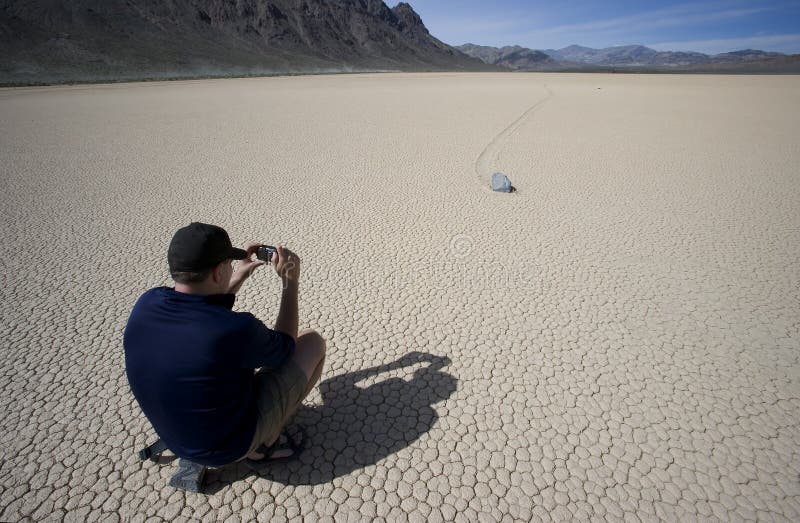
[123,287,295,466]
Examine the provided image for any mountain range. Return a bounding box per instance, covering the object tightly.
[0,0,495,85]
[457,43,800,72]
[1,1,798,85]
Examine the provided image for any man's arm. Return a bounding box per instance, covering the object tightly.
[272,245,301,341]
[274,280,298,341]
[227,241,266,295]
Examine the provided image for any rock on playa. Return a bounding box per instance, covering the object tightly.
[491,172,513,192]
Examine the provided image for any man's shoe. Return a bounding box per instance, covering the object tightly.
[243,426,307,469]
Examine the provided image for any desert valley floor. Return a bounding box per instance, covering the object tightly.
[1,73,799,521]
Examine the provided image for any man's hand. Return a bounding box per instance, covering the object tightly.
[274,244,301,287]
[227,241,266,295]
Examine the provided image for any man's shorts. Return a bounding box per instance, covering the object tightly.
[239,359,308,460]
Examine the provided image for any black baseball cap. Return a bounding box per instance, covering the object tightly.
[168,222,247,273]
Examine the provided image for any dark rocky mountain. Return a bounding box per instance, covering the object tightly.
[0,0,495,85]
[460,43,797,72]
[457,43,555,70]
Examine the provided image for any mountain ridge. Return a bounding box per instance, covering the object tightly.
[3,1,798,86]
[0,0,496,85]
[457,43,555,70]
[458,42,798,71]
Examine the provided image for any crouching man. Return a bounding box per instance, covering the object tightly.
[124,222,325,467]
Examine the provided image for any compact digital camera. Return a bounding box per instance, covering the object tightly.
[256,245,277,263]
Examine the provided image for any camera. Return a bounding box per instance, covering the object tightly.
[256,245,277,263]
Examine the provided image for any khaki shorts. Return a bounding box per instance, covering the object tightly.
[239,359,308,460]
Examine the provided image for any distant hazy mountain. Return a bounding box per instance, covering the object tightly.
[543,44,783,66]
[0,0,496,85]
[542,44,708,66]
[457,43,555,70]
[459,43,796,71]
[711,49,786,62]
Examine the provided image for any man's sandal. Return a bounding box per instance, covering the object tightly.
[243,426,307,469]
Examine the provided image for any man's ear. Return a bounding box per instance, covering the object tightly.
[211,262,225,283]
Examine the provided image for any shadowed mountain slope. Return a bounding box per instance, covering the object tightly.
[0,0,496,84]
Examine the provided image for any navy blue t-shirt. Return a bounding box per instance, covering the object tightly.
[123,287,295,466]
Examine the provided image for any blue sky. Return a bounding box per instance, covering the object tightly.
[403,0,800,54]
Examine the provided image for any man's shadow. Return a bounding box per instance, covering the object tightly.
[205,351,456,490]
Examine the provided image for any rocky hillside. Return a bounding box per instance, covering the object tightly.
[0,0,495,85]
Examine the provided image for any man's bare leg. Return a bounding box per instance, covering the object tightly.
[292,328,327,396]
[246,329,326,459]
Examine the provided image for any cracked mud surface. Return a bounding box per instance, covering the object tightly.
[1,73,799,521]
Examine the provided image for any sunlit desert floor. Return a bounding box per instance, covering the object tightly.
[1,72,799,521]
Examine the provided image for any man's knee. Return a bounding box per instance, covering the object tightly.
[293,330,326,382]
[298,329,326,361]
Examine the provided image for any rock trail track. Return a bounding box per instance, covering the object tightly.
[0,73,799,522]
[474,84,554,191]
